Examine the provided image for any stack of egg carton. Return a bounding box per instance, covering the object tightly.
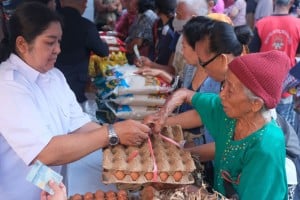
[102,125,196,186]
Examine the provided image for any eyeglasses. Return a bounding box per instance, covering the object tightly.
[198,53,221,68]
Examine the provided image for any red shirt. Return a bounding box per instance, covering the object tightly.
[256,15,300,67]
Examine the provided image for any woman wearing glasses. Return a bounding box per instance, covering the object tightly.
[137,15,251,187]
[138,16,250,148]
[194,19,252,82]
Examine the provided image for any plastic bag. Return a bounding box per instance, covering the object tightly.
[95,65,175,99]
[104,102,159,120]
[109,94,167,106]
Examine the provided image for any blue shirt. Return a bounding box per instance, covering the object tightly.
[179,64,220,137]
[154,18,175,65]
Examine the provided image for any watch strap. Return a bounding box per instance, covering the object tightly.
[108,124,119,145]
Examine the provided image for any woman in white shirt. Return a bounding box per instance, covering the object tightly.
[0,3,150,199]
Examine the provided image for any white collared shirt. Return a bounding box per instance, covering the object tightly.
[0,54,91,200]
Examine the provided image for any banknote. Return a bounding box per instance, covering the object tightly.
[26,160,63,195]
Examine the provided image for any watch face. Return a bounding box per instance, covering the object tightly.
[109,136,119,145]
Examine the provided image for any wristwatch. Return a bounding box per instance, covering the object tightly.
[108,124,119,146]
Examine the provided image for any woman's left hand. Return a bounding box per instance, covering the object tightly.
[145,88,195,133]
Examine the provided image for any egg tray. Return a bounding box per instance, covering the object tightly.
[102,125,196,185]
[68,190,129,200]
[140,185,229,200]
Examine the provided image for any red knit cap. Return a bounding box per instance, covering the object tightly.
[228,50,290,109]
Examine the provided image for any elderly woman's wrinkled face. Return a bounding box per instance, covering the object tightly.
[195,39,228,82]
[220,70,253,118]
[182,35,198,66]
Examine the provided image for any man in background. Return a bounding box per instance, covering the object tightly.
[55,0,109,104]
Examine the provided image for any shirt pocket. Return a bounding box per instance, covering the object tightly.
[57,101,71,132]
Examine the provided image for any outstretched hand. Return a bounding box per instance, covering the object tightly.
[40,180,67,200]
[143,111,168,134]
[143,88,196,133]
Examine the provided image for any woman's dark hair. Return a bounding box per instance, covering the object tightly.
[0,2,62,62]
[234,24,254,45]
[155,0,176,17]
[138,0,155,13]
[182,16,215,49]
[183,16,253,57]
[209,21,251,56]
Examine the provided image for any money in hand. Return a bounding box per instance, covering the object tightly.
[26,160,63,195]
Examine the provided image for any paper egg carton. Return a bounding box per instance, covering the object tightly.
[102,125,196,185]
[69,190,128,200]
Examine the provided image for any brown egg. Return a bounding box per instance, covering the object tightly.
[83,192,94,200]
[95,190,105,199]
[159,172,169,182]
[130,172,140,181]
[117,190,127,199]
[140,186,155,200]
[173,171,183,182]
[105,191,117,200]
[144,172,153,180]
[114,170,126,180]
[71,194,83,200]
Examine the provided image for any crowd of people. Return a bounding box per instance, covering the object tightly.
[1,0,300,200]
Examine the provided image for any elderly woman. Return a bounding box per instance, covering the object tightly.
[176,16,298,199]
[145,50,289,199]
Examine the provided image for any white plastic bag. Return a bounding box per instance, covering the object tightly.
[105,102,159,120]
[110,94,167,106]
